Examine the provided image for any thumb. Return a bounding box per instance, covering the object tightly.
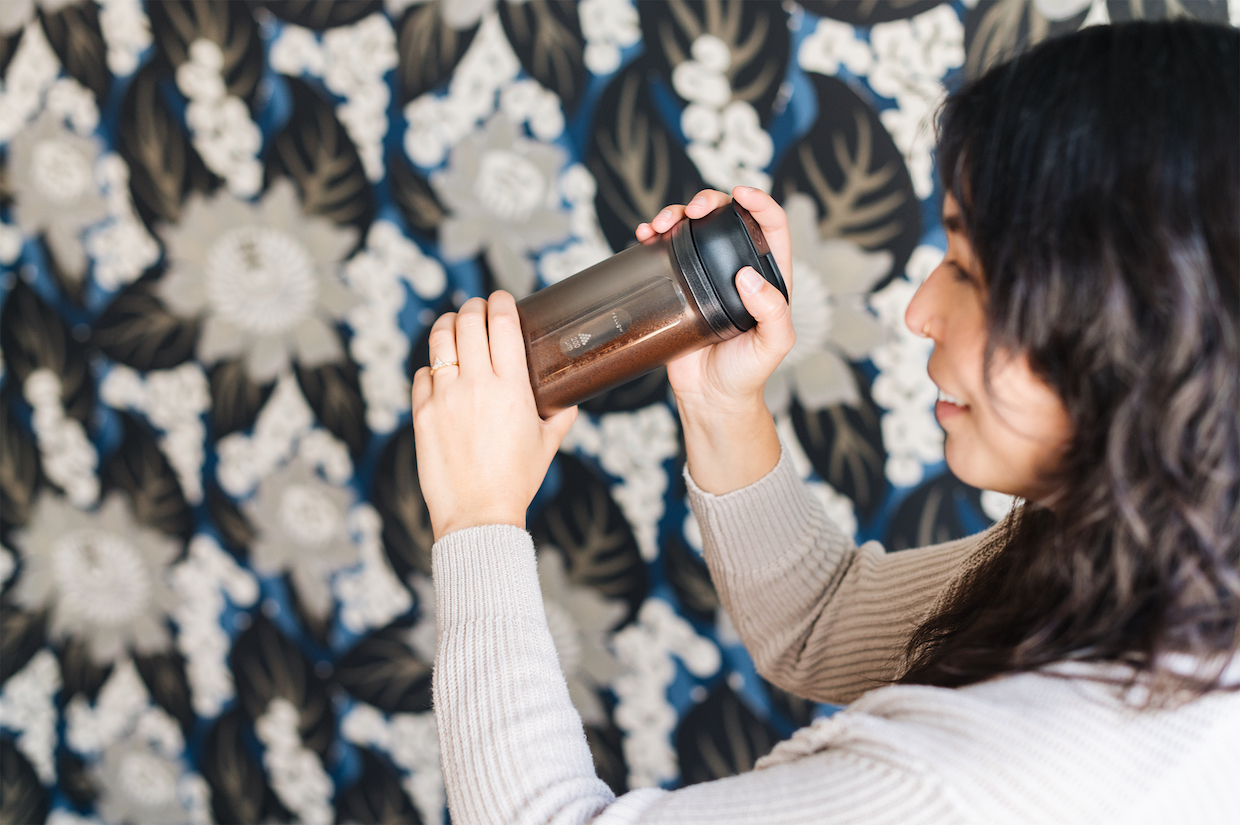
[736,267,794,354]
[543,405,579,449]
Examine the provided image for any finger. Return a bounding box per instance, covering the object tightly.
[731,186,793,292]
[645,205,686,236]
[736,266,795,357]
[411,365,432,410]
[455,296,492,374]
[427,312,460,379]
[487,291,528,379]
[684,189,732,219]
[542,405,578,449]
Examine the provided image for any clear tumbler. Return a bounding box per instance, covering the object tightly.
[517,202,787,417]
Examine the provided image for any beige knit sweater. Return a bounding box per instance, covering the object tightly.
[431,447,1240,824]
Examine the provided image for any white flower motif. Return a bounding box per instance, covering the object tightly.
[335,504,413,633]
[156,179,359,383]
[343,220,445,432]
[402,12,520,166]
[8,110,108,283]
[97,0,152,76]
[869,6,964,198]
[315,14,399,181]
[611,598,720,788]
[537,549,626,726]
[93,727,193,825]
[579,0,640,75]
[765,194,892,413]
[433,113,571,297]
[0,650,62,784]
[169,535,259,718]
[25,369,100,507]
[11,492,180,666]
[245,458,358,620]
[256,698,334,825]
[869,244,944,487]
[176,38,263,197]
[676,35,773,191]
[341,703,445,825]
[0,20,61,142]
[798,17,874,77]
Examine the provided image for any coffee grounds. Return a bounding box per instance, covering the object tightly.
[524,287,721,417]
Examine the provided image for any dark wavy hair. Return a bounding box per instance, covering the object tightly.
[899,20,1240,705]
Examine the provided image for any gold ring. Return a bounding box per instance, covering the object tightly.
[430,357,459,376]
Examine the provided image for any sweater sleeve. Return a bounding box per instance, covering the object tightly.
[431,524,967,825]
[686,444,996,704]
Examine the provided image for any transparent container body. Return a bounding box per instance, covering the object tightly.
[518,229,727,417]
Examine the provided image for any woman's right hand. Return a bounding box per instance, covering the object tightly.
[636,186,796,417]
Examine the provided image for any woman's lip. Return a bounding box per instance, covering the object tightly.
[935,399,968,422]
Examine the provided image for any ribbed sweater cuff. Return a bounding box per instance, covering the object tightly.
[432,524,544,626]
[684,441,838,573]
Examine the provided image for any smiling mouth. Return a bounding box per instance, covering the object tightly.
[937,389,968,408]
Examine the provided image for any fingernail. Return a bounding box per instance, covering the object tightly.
[735,185,755,194]
[688,197,705,208]
[737,267,764,295]
[657,209,672,222]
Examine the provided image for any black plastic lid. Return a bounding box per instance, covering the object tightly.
[688,202,788,332]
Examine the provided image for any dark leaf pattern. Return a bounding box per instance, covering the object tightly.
[38,0,111,99]
[262,0,384,31]
[57,636,114,702]
[0,278,95,424]
[0,739,49,825]
[147,0,264,103]
[92,275,201,372]
[0,26,22,79]
[801,0,949,25]
[773,73,921,284]
[389,150,446,237]
[373,423,434,581]
[294,359,368,457]
[57,750,98,810]
[499,0,587,113]
[789,369,889,525]
[0,597,46,684]
[335,749,423,825]
[663,532,719,624]
[117,62,215,230]
[267,77,375,237]
[230,613,336,755]
[208,358,275,439]
[396,2,479,104]
[201,707,283,825]
[206,480,255,557]
[0,389,39,532]
[133,650,196,732]
[885,472,985,552]
[585,722,629,796]
[1106,0,1230,20]
[335,622,433,714]
[530,453,648,623]
[963,0,1091,80]
[587,63,706,251]
[102,413,192,542]
[638,0,791,123]
[675,681,779,785]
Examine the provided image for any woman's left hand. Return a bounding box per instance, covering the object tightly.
[411,292,578,540]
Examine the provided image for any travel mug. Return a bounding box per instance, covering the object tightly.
[516,202,788,417]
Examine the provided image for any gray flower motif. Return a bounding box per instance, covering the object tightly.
[390,0,495,30]
[765,193,893,413]
[0,0,79,35]
[245,458,357,620]
[538,549,625,726]
[8,109,109,283]
[93,731,189,825]
[10,492,179,666]
[155,179,359,383]
[433,113,571,297]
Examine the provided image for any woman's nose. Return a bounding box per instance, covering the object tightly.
[904,266,940,340]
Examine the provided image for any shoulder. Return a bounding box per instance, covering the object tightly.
[760,671,1240,825]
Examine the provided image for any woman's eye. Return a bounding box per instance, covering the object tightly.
[947,262,974,284]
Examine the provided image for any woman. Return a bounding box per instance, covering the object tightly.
[411,19,1239,824]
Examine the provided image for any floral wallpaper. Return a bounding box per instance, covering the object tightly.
[0,1,1232,823]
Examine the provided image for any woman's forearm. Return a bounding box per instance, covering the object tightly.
[677,393,782,496]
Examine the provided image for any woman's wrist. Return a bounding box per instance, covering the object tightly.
[678,392,781,495]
